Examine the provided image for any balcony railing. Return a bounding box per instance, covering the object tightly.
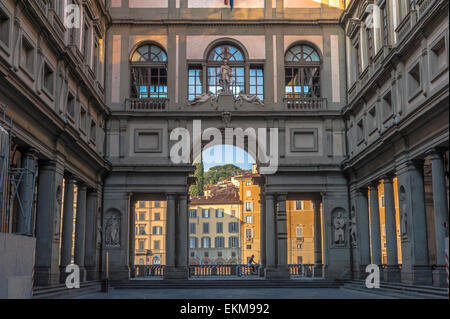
[395,9,417,42]
[126,98,168,111]
[189,264,261,277]
[284,98,327,111]
[135,265,165,277]
[416,0,436,19]
[289,264,314,277]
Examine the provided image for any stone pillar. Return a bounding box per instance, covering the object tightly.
[397,159,432,285]
[59,178,75,283]
[173,194,189,279]
[369,182,382,266]
[266,194,289,280]
[128,198,136,278]
[264,194,276,276]
[164,193,176,279]
[34,160,63,286]
[74,183,87,282]
[429,150,449,287]
[16,149,37,235]
[259,194,266,276]
[313,199,323,277]
[383,175,401,282]
[354,187,371,278]
[85,189,98,281]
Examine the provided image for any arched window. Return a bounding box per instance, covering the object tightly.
[130,43,168,99]
[207,44,245,97]
[285,44,321,98]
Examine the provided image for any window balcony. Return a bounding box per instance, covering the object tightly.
[284,97,327,111]
[395,9,417,43]
[126,98,168,111]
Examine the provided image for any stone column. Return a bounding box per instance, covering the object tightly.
[355,188,371,278]
[313,199,323,277]
[429,150,449,287]
[264,194,276,274]
[85,189,98,280]
[164,193,176,279]
[265,194,289,280]
[174,194,189,279]
[128,198,136,278]
[383,175,401,282]
[59,178,75,283]
[397,159,432,285]
[35,160,63,286]
[259,194,266,276]
[369,182,382,266]
[17,149,37,235]
[74,183,87,282]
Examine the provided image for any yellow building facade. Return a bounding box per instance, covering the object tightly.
[134,201,167,266]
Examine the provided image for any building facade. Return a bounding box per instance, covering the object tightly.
[0,0,447,292]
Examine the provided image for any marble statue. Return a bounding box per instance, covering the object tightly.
[236,93,265,106]
[187,92,217,106]
[105,211,120,246]
[218,58,233,94]
[399,190,408,238]
[54,187,62,241]
[333,211,346,245]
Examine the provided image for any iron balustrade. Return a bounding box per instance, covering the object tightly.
[189,264,261,277]
[135,265,165,277]
[284,98,326,111]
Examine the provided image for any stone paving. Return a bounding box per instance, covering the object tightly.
[77,287,393,299]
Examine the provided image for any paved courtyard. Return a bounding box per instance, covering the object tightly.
[77,287,392,299]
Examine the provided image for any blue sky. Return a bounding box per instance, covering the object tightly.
[196,145,255,171]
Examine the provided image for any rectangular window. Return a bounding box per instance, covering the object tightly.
[152,226,162,235]
[90,120,96,143]
[382,91,393,121]
[368,106,377,134]
[245,202,253,212]
[43,62,54,95]
[138,240,145,250]
[216,222,223,234]
[228,236,239,248]
[285,66,320,98]
[0,8,10,47]
[367,27,374,61]
[21,36,35,75]
[245,228,253,239]
[139,212,145,221]
[80,107,87,132]
[189,209,197,218]
[382,4,389,45]
[357,119,365,143]
[139,201,145,208]
[202,209,210,218]
[408,62,421,98]
[154,201,161,208]
[154,213,160,220]
[228,222,239,233]
[154,240,160,250]
[67,93,75,119]
[138,225,146,235]
[215,209,224,218]
[189,223,196,234]
[215,237,225,248]
[245,216,253,224]
[189,237,198,249]
[188,66,203,101]
[202,223,209,234]
[246,190,251,197]
[296,227,303,238]
[249,66,264,101]
[231,210,236,217]
[131,67,168,99]
[295,200,303,210]
[82,22,89,59]
[93,40,99,77]
[202,237,211,249]
[354,41,361,77]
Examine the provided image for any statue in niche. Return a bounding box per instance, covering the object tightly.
[54,186,62,241]
[399,188,408,238]
[349,208,357,247]
[218,58,233,94]
[105,211,120,247]
[236,92,265,106]
[333,211,346,245]
[187,92,217,106]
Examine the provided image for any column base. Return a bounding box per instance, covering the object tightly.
[401,265,432,286]
[35,266,60,287]
[313,264,323,278]
[432,266,447,287]
[383,265,401,283]
[164,266,189,280]
[129,266,136,278]
[264,266,290,280]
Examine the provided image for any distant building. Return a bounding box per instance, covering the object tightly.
[189,192,241,265]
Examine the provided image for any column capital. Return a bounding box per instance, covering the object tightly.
[406,158,425,170]
[427,147,446,160]
[264,193,275,199]
[23,147,39,158]
[166,193,177,200]
[76,181,87,190]
[369,180,380,188]
[178,194,188,201]
[276,193,288,201]
[382,173,395,183]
